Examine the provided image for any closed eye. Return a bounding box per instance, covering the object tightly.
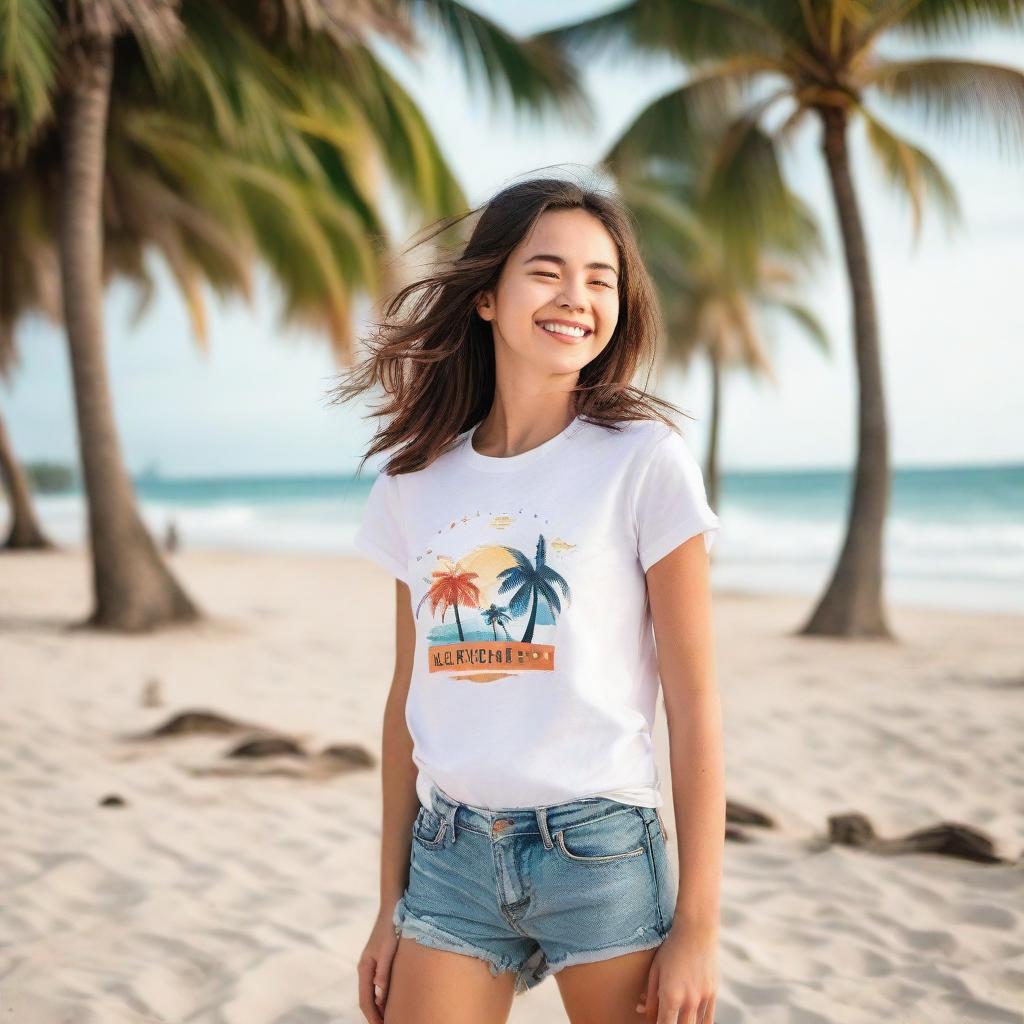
[532,271,615,288]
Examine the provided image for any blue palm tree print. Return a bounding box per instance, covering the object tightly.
[497,534,571,643]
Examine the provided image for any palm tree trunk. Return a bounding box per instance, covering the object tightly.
[801,104,893,640]
[0,411,54,549]
[706,350,722,514]
[58,38,200,631]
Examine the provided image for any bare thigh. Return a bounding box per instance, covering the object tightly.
[383,936,516,1024]
[555,945,661,1024]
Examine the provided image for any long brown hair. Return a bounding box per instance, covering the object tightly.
[328,170,695,476]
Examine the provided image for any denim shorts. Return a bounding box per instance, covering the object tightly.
[392,782,677,995]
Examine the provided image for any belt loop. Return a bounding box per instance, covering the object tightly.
[536,806,553,850]
[440,793,457,846]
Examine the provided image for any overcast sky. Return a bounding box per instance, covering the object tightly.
[5,3,1022,477]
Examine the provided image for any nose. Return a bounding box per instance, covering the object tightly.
[557,284,587,313]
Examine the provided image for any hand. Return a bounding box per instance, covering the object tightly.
[357,907,401,1023]
[635,924,718,1023]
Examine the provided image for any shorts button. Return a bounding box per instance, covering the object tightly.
[491,818,514,837]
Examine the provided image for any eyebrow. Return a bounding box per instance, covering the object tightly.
[523,254,620,278]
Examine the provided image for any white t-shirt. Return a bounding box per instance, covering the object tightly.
[352,415,720,810]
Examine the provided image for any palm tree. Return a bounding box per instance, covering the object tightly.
[498,534,570,643]
[538,1,1024,638]
[0,172,60,549]
[0,412,55,549]
[616,168,828,512]
[426,565,481,642]
[0,0,589,630]
[480,602,514,640]
[0,1,198,628]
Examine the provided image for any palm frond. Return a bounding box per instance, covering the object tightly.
[859,105,961,243]
[0,0,59,151]
[254,0,417,52]
[762,297,830,355]
[864,58,1024,155]
[721,292,775,379]
[64,0,180,43]
[828,0,876,56]
[104,149,255,341]
[133,4,317,161]
[409,0,592,127]
[0,168,61,376]
[339,49,467,221]
[534,0,803,67]
[773,101,811,145]
[66,0,184,88]
[603,62,781,176]
[698,105,809,272]
[869,0,1024,46]
[618,175,708,253]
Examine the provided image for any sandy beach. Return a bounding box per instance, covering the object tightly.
[1,545,1021,1024]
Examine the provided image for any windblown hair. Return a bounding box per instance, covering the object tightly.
[328,170,694,476]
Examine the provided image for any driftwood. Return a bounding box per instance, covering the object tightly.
[226,734,307,759]
[320,743,376,768]
[827,813,1010,865]
[725,825,752,843]
[716,800,1010,865]
[185,745,376,781]
[134,709,256,739]
[125,705,377,781]
[726,800,775,828]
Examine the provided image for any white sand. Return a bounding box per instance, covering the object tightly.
[1,547,1021,1023]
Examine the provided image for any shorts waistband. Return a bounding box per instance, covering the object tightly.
[425,782,649,849]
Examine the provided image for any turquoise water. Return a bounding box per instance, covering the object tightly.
[25,462,1024,613]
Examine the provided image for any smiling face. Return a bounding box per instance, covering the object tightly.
[475,207,621,379]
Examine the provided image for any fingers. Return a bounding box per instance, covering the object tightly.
[374,975,388,1012]
[637,964,659,1021]
[641,989,715,1023]
[358,957,385,1024]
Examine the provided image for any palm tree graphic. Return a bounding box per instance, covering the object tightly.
[480,603,514,641]
[426,565,481,642]
[498,534,571,643]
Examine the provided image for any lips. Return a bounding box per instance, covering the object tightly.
[535,321,593,343]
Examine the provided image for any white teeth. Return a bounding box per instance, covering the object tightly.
[539,322,587,338]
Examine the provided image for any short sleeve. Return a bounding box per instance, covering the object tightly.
[634,429,720,572]
[353,469,409,584]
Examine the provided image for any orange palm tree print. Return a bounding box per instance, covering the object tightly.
[426,565,481,642]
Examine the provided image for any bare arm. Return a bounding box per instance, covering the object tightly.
[378,579,420,914]
[646,534,724,936]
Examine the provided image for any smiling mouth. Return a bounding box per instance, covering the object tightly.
[536,322,593,343]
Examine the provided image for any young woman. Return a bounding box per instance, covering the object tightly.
[335,175,723,1024]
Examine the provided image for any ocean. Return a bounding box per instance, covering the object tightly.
[20,462,1024,614]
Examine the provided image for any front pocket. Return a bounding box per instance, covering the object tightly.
[412,807,446,848]
[553,809,647,863]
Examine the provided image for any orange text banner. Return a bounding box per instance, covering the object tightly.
[428,641,555,672]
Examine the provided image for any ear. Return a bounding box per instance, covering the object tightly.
[475,289,495,322]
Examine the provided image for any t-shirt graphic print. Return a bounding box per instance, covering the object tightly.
[422,514,572,681]
[353,416,720,811]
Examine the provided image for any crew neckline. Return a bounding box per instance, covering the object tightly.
[457,415,585,473]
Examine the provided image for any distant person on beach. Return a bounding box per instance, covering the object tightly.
[164,520,179,554]
[335,172,723,1024]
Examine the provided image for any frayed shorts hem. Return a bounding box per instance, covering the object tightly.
[393,901,539,995]
[532,924,668,986]
[394,898,667,997]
